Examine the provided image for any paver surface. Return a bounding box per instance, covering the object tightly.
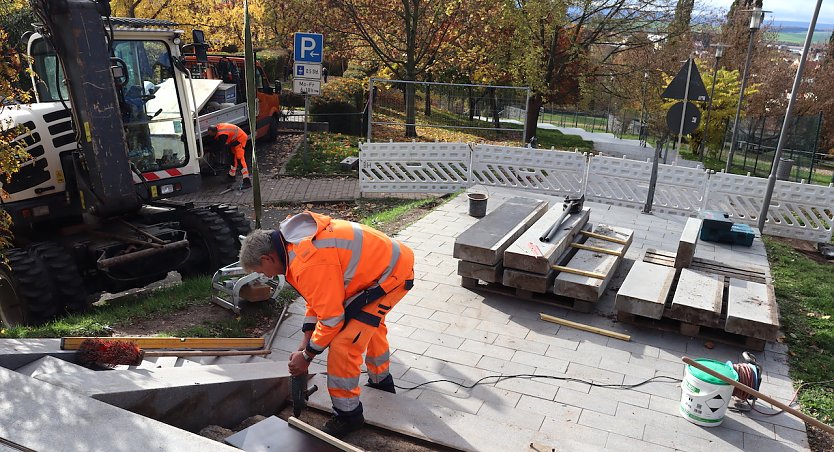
[270,186,807,451]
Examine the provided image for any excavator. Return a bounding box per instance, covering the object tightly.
[0,0,256,326]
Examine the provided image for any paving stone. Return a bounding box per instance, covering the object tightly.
[742,433,805,451]
[409,329,465,349]
[477,355,536,375]
[416,298,467,315]
[400,368,464,396]
[494,376,559,400]
[477,401,547,431]
[552,385,619,415]
[525,330,580,351]
[603,339,660,358]
[493,334,549,355]
[459,384,524,408]
[578,410,645,439]
[388,333,431,355]
[477,319,530,339]
[604,433,675,452]
[390,350,447,373]
[429,311,483,329]
[416,387,484,414]
[565,362,625,385]
[534,421,610,449]
[439,361,499,386]
[512,350,569,373]
[775,425,810,450]
[396,314,450,333]
[443,325,498,344]
[460,339,515,361]
[516,393,583,421]
[617,402,744,447]
[386,322,417,338]
[424,344,482,367]
[460,306,512,323]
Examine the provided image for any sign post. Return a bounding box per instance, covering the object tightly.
[293,32,324,171]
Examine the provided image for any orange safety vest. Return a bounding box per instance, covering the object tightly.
[214,123,246,145]
[275,211,412,356]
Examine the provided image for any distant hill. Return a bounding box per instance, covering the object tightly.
[770,20,833,45]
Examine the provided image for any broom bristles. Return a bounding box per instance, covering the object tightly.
[77,338,144,367]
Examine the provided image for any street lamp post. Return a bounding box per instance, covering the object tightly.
[700,44,728,163]
[724,7,766,173]
[639,71,648,147]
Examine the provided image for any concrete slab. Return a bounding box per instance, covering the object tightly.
[553,225,633,302]
[0,338,75,371]
[675,218,702,268]
[615,261,676,319]
[457,260,503,283]
[453,197,548,265]
[503,207,590,274]
[0,366,237,451]
[726,279,780,341]
[668,270,724,328]
[224,415,339,452]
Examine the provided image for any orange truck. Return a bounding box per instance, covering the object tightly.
[184,54,281,140]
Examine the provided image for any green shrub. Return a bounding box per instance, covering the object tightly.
[310,78,367,135]
[257,49,289,82]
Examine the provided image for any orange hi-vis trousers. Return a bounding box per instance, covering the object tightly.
[228,143,249,178]
[325,251,413,414]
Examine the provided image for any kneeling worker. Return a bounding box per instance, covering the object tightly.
[208,123,251,188]
[239,211,414,437]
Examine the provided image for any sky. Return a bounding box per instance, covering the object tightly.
[698,0,834,25]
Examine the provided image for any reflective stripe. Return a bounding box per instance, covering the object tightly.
[328,374,360,391]
[378,240,401,284]
[343,223,364,288]
[308,340,326,353]
[303,316,317,324]
[365,350,390,367]
[217,124,241,142]
[367,369,390,384]
[320,314,345,327]
[331,395,361,412]
[287,250,296,265]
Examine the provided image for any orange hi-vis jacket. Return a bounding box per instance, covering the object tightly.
[276,211,413,357]
[214,123,247,148]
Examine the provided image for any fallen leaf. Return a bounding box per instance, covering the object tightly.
[704,341,715,349]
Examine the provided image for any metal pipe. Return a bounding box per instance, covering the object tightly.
[725,28,758,173]
[758,0,823,233]
[97,239,190,269]
[540,208,572,242]
[92,230,164,248]
[117,219,167,244]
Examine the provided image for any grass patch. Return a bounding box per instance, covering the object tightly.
[359,197,440,229]
[765,238,834,424]
[1,276,213,338]
[285,132,359,176]
[535,128,594,151]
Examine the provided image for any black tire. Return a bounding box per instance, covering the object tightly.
[209,204,253,250]
[177,208,240,278]
[267,115,279,141]
[0,248,58,326]
[29,242,91,314]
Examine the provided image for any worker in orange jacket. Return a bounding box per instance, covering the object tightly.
[208,123,251,188]
[239,211,414,438]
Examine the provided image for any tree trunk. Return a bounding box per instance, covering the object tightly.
[490,88,500,130]
[468,87,475,121]
[525,94,543,143]
[405,82,417,137]
[424,76,432,117]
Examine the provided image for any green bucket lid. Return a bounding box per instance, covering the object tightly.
[688,359,738,385]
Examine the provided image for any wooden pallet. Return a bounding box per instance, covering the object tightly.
[643,248,768,284]
[461,276,595,313]
[616,310,766,351]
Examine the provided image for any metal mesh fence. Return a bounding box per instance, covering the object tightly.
[367,79,530,144]
[720,113,826,184]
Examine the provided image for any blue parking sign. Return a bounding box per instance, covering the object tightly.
[294,33,323,63]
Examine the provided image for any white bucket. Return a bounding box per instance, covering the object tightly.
[679,359,738,427]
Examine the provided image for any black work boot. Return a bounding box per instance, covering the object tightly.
[366,374,396,394]
[227,173,236,180]
[322,412,364,438]
[241,177,252,189]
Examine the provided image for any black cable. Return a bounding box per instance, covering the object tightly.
[392,373,683,392]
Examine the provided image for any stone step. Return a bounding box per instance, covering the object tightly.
[614,260,676,319]
[305,374,558,452]
[0,366,238,451]
[668,269,724,329]
[554,224,633,302]
[503,207,590,274]
[725,279,780,341]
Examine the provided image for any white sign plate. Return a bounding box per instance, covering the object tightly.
[294,63,322,80]
[293,79,321,95]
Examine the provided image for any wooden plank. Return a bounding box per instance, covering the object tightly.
[725,279,780,341]
[453,197,549,265]
[539,313,631,341]
[551,265,606,280]
[580,230,629,244]
[614,261,675,319]
[668,269,724,328]
[553,225,633,302]
[675,218,702,268]
[60,337,265,351]
[570,243,623,256]
[457,260,503,283]
[287,417,364,452]
[503,207,590,274]
[616,310,766,351]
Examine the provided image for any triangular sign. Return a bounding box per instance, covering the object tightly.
[661,59,710,102]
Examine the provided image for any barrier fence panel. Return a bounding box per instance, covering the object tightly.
[704,173,834,242]
[471,144,586,197]
[652,164,710,216]
[585,156,652,210]
[359,142,471,193]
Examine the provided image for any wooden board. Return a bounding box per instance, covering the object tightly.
[643,248,768,284]
[668,269,724,328]
[616,311,765,351]
[553,225,633,302]
[60,337,265,351]
[614,260,675,319]
[675,218,702,268]
[461,277,594,313]
[503,207,590,274]
[457,260,503,283]
[453,197,549,265]
[725,279,780,341]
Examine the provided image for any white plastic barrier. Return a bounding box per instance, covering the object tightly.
[704,173,834,242]
[585,156,708,216]
[470,144,586,197]
[359,142,471,193]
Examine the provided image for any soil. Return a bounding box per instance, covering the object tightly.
[808,425,834,452]
[770,236,834,265]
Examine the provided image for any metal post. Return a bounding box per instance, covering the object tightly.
[522,87,531,145]
[303,94,309,170]
[701,50,723,162]
[726,28,758,173]
[366,78,375,142]
[644,134,667,214]
[758,0,823,232]
[676,58,693,153]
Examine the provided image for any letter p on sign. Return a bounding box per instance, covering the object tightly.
[294,33,323,63]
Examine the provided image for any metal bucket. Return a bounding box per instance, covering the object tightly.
[467,193,488,218]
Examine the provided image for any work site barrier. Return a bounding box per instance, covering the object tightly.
[358,142,834,242]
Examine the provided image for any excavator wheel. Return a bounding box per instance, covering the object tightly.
[177,208,240,278]
[210,204,253,250]
[0,248,59,326]
[29,242,91,314]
